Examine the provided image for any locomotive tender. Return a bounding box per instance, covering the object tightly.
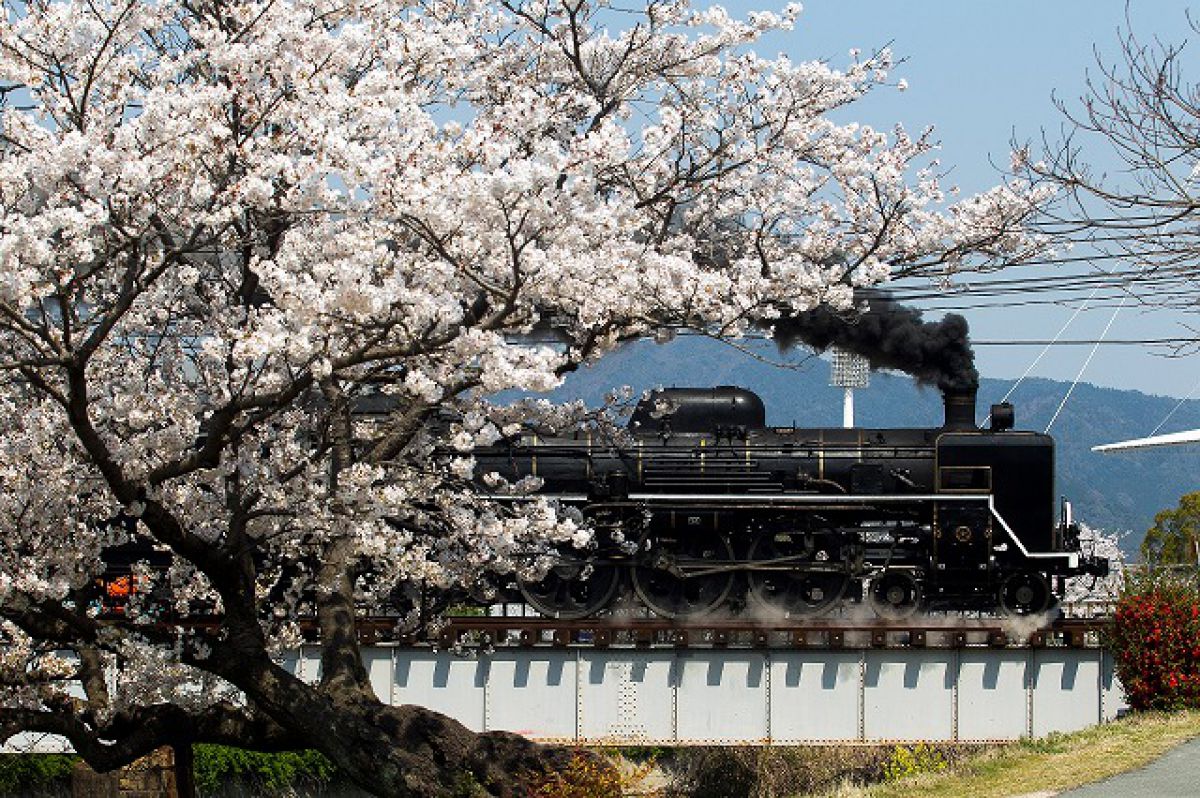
[477,385,1109,620]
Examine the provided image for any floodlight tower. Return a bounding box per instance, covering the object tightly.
[830,348,870,428]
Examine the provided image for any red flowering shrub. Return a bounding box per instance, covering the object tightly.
[1109,572,1200,711]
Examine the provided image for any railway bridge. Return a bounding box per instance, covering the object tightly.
[3,614,1124,754]
[361,614,1123,745]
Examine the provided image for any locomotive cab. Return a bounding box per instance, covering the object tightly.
[936,431,1056,554]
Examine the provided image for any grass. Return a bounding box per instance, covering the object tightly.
[848,710,1200,798]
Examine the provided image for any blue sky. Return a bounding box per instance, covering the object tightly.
[719,1,1200,401]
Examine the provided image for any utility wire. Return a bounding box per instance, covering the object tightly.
[980,288,1098,426]
[888,264,1200,297]
[1149,372,1200,436]
[974,338,1200,346]
[1045,297,1126,434]
[1031,213,1200,227]
[670,328,1200,348]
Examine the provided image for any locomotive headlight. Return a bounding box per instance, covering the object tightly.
[955,525,973,543]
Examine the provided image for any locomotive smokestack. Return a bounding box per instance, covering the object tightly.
[943,388,978,430]
[765,289,979,394]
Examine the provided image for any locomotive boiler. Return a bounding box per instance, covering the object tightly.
[475,385,1108,620]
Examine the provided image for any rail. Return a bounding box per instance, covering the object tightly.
[371,615,1109,650]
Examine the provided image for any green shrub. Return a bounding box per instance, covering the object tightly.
[1017,732,1069,755]
[1109,569,1200,711]
[192,745,339,793]
[0,753,77,794]
[881,743,947,781]
[0,748,345,797]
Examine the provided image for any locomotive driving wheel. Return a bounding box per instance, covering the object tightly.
[746,530,848,617]
[868,570,923,619]
[631,529,736,619]
[997,571,1053,616]
[517,546,620,620]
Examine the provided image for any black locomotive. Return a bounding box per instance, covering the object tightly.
[476,386,1108,620]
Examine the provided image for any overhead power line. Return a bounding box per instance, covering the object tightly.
[1044,297,1126,434]
[890,263,1200,295]
[974,338,1200,346]
[674,329,1200,349]
[1031,213,1199,227]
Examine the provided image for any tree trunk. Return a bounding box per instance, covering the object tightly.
[305,698,570,797]
[176,608,578,797]
[173,744,196,798]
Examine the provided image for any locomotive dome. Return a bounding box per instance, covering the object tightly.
[629,386,766,433]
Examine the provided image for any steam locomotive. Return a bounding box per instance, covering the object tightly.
[476,386,1109,620]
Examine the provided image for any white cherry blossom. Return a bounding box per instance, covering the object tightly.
[0,1,1047,793]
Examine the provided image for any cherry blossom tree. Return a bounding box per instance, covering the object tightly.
[1015,19,1200,317]
[1063,523,1125,606]
[0,1,1047,794]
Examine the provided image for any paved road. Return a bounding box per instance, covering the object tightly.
[1056,737,1200,797]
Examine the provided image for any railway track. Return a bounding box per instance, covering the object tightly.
[365,614,1110,650]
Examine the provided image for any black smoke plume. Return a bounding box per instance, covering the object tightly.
[766,290,979,393]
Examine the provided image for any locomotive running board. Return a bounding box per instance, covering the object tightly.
[986,496,1079,568]
[623,493,975,504]
[480,492,971,504]
[480,492,1080,569]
